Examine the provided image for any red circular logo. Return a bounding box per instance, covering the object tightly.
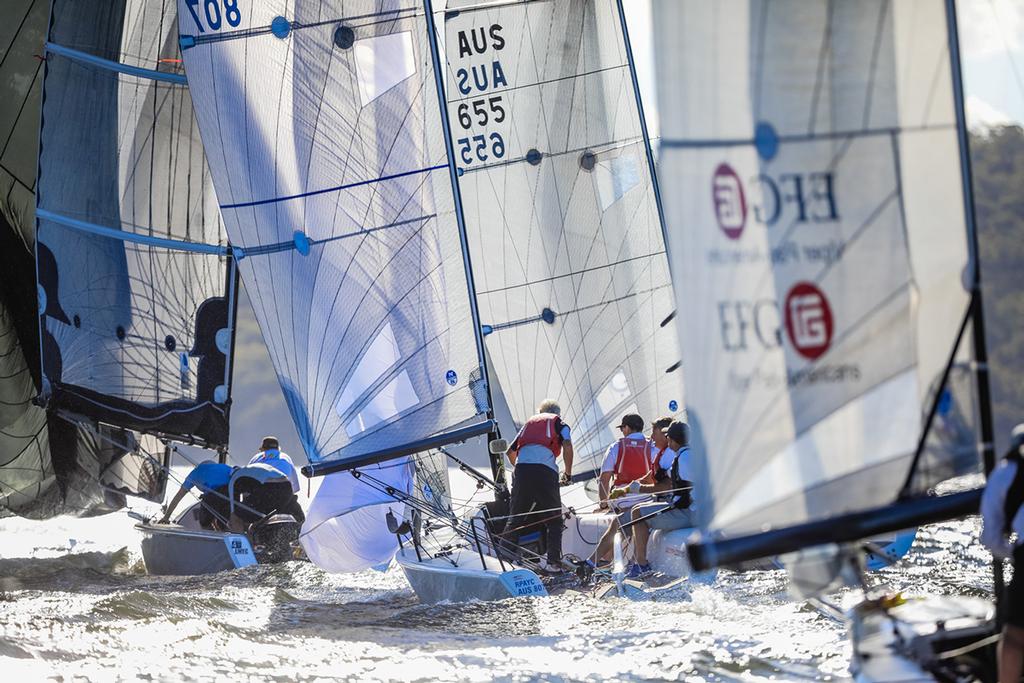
[712,163,747,239]
[784,282,833,360]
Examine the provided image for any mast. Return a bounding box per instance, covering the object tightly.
[423,0,495,427]
[614,0,669,249]
[944,0,1002,623]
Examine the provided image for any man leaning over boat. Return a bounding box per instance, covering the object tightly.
[501,399,574,574]
[158,460,234,529]
[611,420,695,579]
[980,423,1024,683]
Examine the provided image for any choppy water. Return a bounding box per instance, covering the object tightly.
[0,493,995,682]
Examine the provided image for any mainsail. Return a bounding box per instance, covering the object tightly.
[176,0,493,570]
[653,0,978,536]
[443,0,682,476]
[36,0,236,449]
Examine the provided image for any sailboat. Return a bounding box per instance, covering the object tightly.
[26,0,303,575]
[0,0,178,521]
[652,0,998,678]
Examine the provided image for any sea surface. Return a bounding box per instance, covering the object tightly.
[0,483,996,682]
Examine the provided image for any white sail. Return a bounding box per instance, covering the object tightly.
[444,0,682,475]
[177,0,491,571]
[653,0,975,534]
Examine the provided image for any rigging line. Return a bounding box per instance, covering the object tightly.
[862,1,891,130]
[446,63,629,104]
[182,7,423,48]
[36,209,230,255]
[458,135,644,175]
[44,42,187,85]
[807,1,835,136]
[219,164,448,209]
[238,215,436,256]
[660,123,956,149]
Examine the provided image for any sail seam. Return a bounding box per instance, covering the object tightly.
[479,251,666,294]
[219,165,447,209]
[44,42,187,85]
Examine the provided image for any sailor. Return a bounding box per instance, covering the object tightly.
[158,460,235,529]
[229,461,306,530]
[980,424,1024,683]
[588,415,667,566]
[248,436,301,494]
[611,420,695,578]
[502,399,574,573]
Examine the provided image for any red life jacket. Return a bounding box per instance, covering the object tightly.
[612,438,654,484]
[515,413,563,457]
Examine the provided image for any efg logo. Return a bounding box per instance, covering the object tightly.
[712,163,747,239]
[784,282,833,360]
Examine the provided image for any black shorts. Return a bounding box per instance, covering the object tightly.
[1009,547,1024,628]
[233,478,297,522]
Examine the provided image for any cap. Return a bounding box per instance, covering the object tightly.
[260,435,280,451]
[665,421,689,447]
[617,413,644,432]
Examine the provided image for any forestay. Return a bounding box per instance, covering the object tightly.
[36,0,235,447]
[653,0,976,534]
[444,0,682,474]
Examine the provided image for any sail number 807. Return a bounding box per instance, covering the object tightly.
[185,0,242,32]
[457,133,505,165]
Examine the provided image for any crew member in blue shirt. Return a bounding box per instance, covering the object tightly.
[158,460,235,529]
[248,436,301,493]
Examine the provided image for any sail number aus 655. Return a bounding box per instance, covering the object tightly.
[457,97,506,129]
[185,0,242,32]
[456,133,505,164]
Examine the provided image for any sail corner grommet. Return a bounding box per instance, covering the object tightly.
[540,308,556,325]
[271,16,291,39]
[179,35,197,51]
[456,167,464,177]
[526,148,542,166]
[579,151,596,171]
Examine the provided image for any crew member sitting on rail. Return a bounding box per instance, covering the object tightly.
[158,460,235,530]
[248,436,301,494]
[611,420,695,578]
[502,399,574,573]
[980,423,1024,683]
[229,461,305,531]
[588,414,665,565]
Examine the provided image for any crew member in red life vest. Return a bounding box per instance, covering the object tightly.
[981,423,1024,683]
[502,399,574,573]
[588,415,668,565]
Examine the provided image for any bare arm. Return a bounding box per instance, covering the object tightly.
[561,441,573,478]
[158,486,190,524]
[598,471,613,509]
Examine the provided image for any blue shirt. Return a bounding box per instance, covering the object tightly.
[183,462,233,493]
[248,449,301,492]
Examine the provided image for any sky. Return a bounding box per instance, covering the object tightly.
[224,0,1024,468]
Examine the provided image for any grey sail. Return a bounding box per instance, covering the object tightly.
[36,0,236,450]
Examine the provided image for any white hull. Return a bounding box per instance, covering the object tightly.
[396,546,546,603]
[850,595,994,682]
[564,511,703,578]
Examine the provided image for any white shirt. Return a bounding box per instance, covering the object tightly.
[249,449,301,493]
[981,458,1024,560]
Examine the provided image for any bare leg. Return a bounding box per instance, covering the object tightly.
[999,624,1024,683]
[632,506,652,566]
